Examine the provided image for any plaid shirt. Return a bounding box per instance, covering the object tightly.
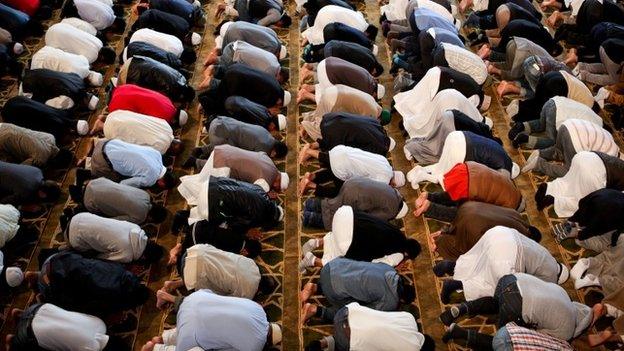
[506,323,573,351]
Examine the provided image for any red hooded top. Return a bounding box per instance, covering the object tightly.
[108,84,177,124]
[3,0,40,16]
[443,162,469,201]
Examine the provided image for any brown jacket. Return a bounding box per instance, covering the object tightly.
[467,161,522,209]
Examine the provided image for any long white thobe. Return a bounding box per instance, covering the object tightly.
[45,23,103,63]
[129,28,184,57]
[103,110,174,154]
[302,5,369,45]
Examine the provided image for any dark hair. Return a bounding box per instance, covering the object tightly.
[148,204,168,223]
[258,275,277,295]
[142,241,164,263]
[50,148,74,169]
[136,4,148,15]
[112,4,124,16]
[161,170,177,189]
[37,5,53,20]
[305,340,322,351]
[27,21,44,37]
[182,85,196,102]
[180,47,197,64]
[38,248,60,270]
[167,139,185,156]
[551,43,563,57]
[527,226,542,243]
[129,284,150,306]
[213,20,231,36]
[113,17,127,33]
[40,180,61,202]
[280,13,292,27]
[398,276,416,304]
[8,60,23,76]
[278,67,290,83]
[273,140,288,158]
[365,24,379,40]
[102,336,132,351]
[404,238,422,258]
[99,47,117,64]
[373,62,384,77]
[421,334,435,351]
[245,239,262,258]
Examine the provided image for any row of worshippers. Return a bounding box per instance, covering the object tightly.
[0,0,217,350]
[253,3,445,351]
[375,0,624,347]
[133,14,304,351]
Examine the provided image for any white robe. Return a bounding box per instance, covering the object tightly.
[45,23,103,64]
[322,205,354,265]
[183,244,261,299]
[68,212,148,263]
[31,46,94,79]
[398,87,484,138]
[61,17,98,36]
[103,110,174,154]
[74,0,116,30]
[407,130,466,187]
[0,204,19,248]
[380,0,409,21]
[302,5,369,45]
[329,145,394,184]
[546,151,608,217]
[130,28,184,58]
[347,302,425,351]
[454,226,560,301]
[440,43,488,85]
[32,303,109,351]
[551,96,602,129]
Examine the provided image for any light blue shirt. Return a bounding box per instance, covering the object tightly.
[104,139,166,188]
[176,290,269,351]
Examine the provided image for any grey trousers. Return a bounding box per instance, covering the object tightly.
[534,126,576,178]
[525,98,557,149]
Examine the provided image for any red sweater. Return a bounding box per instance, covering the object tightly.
[109,84,177,123]
[443,162,469,201]
[3,0,40,16]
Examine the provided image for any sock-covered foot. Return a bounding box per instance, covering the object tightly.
[441,280,463,304]
[182,156,197,168]
[433,260,456,277]
[299,252,317,273]
[440,305,463,326]
[512,133,529,148]
[302,239,320,255]
[442,323,470,343]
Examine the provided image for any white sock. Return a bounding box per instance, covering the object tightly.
[302,239,319,255]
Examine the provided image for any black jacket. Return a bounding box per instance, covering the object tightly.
[133,9,190,40]
[1,96,73,140]
[346,211,408,262]
[0,160,43,205]
[126,55,188,102]
[464,131,513,173]
[319,112,390,155]
[22,69,87,106]
[125,41,182,70]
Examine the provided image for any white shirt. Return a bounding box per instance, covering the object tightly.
[31,46,93,79]
[74,0,116,30]
[61,17,98,36]
[68,212,148,263]
[0,204,19,248]
[546,151,608,217]
[103,110,174,154]
[441,43,488,85]
[551,96,603,129]
[129,28,184,57]
[45,23,103,63]
[32,304,109,351]
[329,145,394,183]
[302,5,369,45]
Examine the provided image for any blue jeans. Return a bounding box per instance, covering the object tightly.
[492,327,514,351]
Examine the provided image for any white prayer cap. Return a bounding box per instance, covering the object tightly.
[395,201,409,219]
[270,323,282,345]
[280,172,289,191]
[388,136,396,152]
[5,267,23,288]
[279,45,288,59]
[88,95,100,110]
[277,205,284,221]
[215,35,223,48]
[110,77,118,87]
[277,114,287,130]
[283,91,291,106]
[191,32,202,46]
[511,162,520,179]
[403,145,413,161]
[558,263,570,284]
[87,71,103,86]
[76,120,89,136]
[484,117,493,128]
[13,42,24,55]
[372,44,379,56]
[392,171,406,187]
[480,94,492,112]
[187,348,204,351]
[377,84,386,99]
[179,109,189,126]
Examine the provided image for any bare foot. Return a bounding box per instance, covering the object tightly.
[415,191,428,208]
[247,228,263,240]
[298,172,312,196]
[300,282,317,303]
[430,231,441,252]
[204,49,219,66]
[413,199,431,217]
[299,143,311,164]
[89,117,105,136]
[564,48,578,66]
[588,330,617,347]
[497,81,515,96]
[301,84,314,92]
[156,289,176,310]
[203,65,215,79]
[10,308,23,320]
[163,280,181,292]
[299,125,308,139]
[299,67,311,83]
[141,341,155,351]
[168,243,182,266]
[477,44,490,59]
[151,336,164,344]
[215,3,226,17]
[198,75,212,90]
[301,303,317,325]
[592,303,606,325]
[24,272,39,289]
